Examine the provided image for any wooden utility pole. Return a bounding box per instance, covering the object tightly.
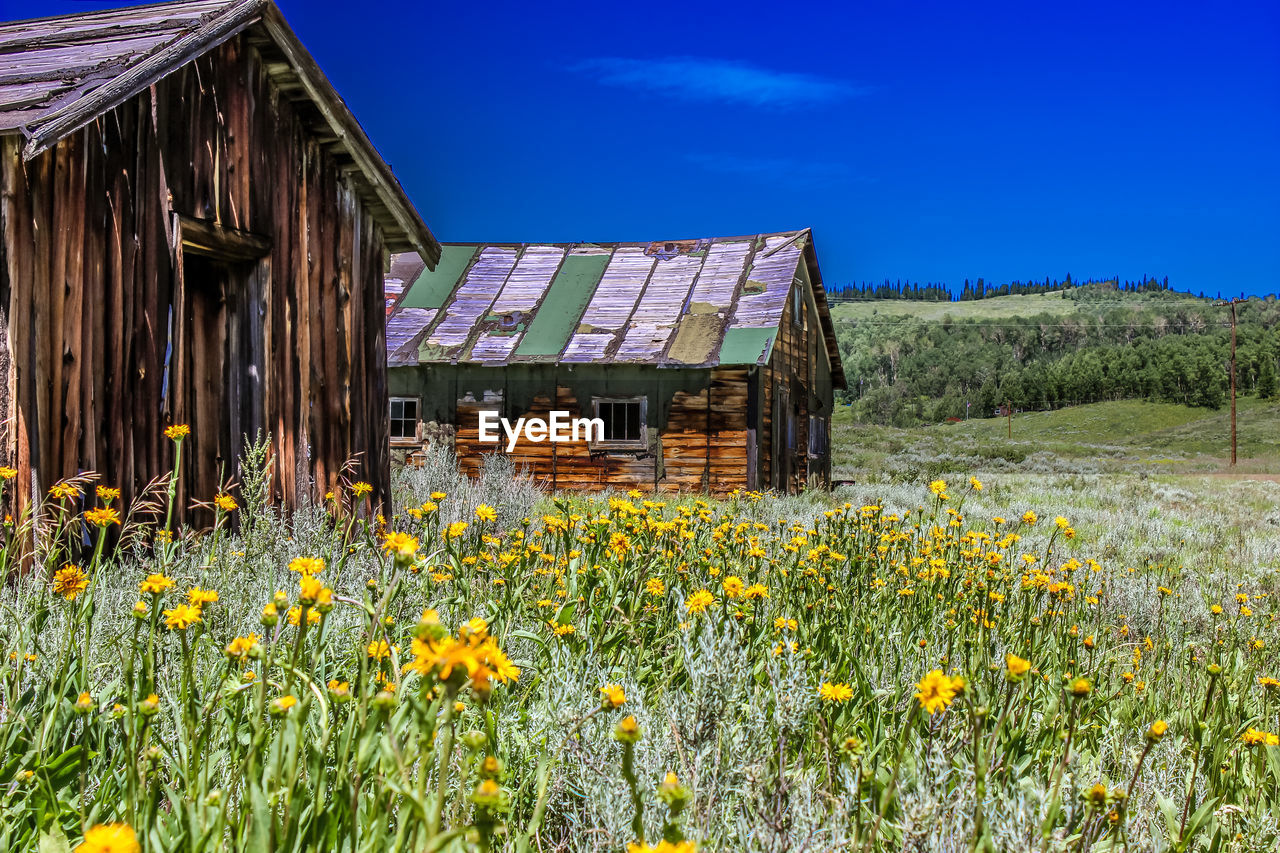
[1218,299,1246,466]
[1005,400,1012,439]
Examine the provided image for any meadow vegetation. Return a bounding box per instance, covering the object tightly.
[832,288,1279,427]
[1,427,1278,852]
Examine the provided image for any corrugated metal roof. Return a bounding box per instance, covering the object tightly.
[0,0,439,261]
[386,230,847,387]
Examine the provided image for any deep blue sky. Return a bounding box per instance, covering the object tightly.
[13,0,1280,296]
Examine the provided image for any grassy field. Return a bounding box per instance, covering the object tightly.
[833,397,1280,482]
[1,415,1278,852]
[827,290,1209,323]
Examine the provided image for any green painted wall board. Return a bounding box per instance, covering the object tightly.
[514,253,610,358]
[401,245,476,309]
[718,327,776,365]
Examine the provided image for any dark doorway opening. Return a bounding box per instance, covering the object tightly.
[171,218,269,526]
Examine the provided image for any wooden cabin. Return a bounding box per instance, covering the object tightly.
[0,0,439,518]
[384,231,846,494]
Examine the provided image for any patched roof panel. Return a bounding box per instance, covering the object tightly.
[385,229,843,384]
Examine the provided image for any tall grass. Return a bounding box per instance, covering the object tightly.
[1,434,1277,852]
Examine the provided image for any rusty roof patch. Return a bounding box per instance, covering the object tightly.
[385,229,846,387]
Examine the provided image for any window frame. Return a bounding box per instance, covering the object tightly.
[589,396,648,450]
[389,396,421,444]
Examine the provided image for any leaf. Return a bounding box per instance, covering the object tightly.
[554,602,576,626]
[37,825,71,853]
[1155,791,1180,840]
[245,780,272,853]
[1181,796,1219,847]
[41,745,87,791]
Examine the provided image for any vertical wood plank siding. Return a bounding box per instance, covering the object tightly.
[0,34,390,515]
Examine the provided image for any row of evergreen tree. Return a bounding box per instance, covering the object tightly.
[836,295,1280,427]
[827,274,1176,303]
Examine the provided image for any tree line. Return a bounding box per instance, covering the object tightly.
[827,275,1180,303]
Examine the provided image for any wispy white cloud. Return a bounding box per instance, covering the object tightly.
[685,153,866,185]
[570,57,864,107]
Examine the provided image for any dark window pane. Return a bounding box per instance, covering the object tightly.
[404,400,417,421]
[390,399,402,419]
[626,402,640,440]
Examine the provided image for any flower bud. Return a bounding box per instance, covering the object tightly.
[600,684,626,710]
[839,735,865,758]
[1146,720,1168,743]
[138,693,160,717]
[471,779,508,811]
[479,755,503,779]
[613,715,642,744]
[656,771,691,808]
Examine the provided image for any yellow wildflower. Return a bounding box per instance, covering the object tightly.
[75,822,140,853]
[83,507,120,527]
[685,589,716,614]
[53,565,89,601]
[818,682,854,703]
[600,684,626,709]
[139,573,174,595]
[163,604,201,630]
[915,670,963,714]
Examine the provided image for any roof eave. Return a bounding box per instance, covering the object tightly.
[20,0,266,161]
[802,236,848,390]
[15,0,439,268]
[256,4,439,266]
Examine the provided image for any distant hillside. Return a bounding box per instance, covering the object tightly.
[834,284,1280,427]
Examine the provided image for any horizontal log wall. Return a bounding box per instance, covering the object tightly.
[0,35,390,518]
[440,367,750,495]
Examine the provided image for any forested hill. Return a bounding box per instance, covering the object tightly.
[833,284,1280,427]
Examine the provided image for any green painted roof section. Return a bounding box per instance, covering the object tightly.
[514,253,612,358]
[717,327,776,365]
[400,245,476,310]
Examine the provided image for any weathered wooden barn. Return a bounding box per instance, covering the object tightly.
[384,231,846,494]
[0,0,439,518]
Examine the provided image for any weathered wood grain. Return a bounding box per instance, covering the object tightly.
[1,32,399,520]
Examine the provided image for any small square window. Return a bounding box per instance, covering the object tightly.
[390,397,419,441]
[592,398,646,447]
